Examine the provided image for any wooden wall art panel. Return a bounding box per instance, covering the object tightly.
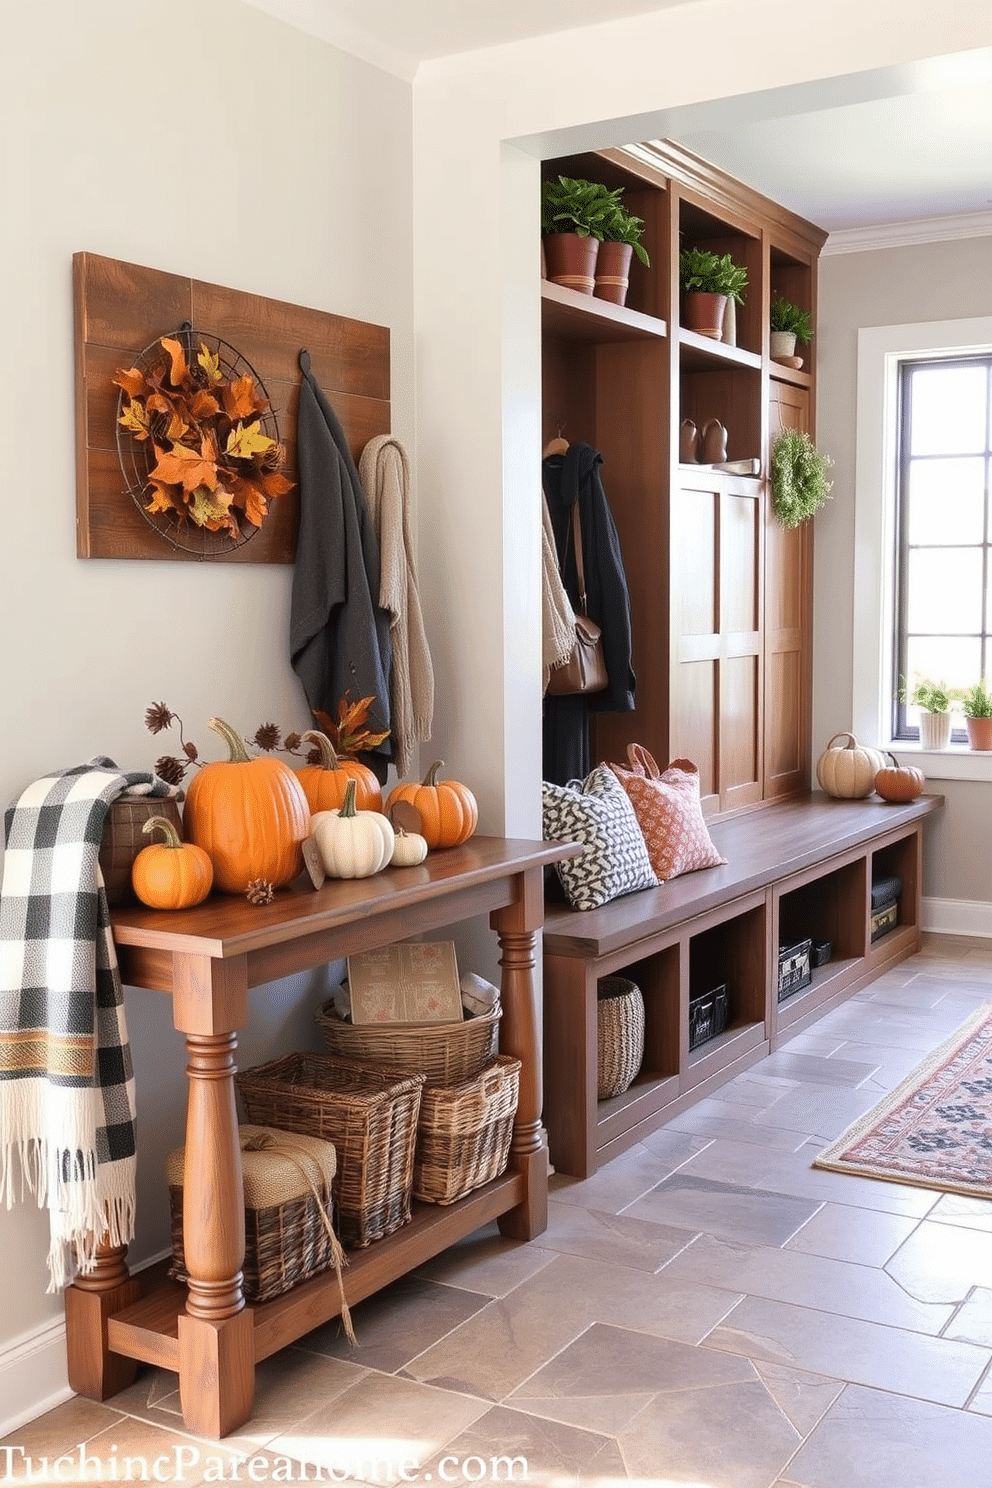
[73,252,391,562]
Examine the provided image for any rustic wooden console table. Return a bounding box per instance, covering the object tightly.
[64,837,569,1438]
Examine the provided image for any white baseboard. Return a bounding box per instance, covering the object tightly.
[922,897,992,939]
[0,1316,71,1437]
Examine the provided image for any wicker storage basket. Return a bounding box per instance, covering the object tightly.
[597,976,645,1100]
[236,1053,424,1248]
[315,1001,500,1086]
[99,795,183,906]
[165,1124,343,1302]
[413,1056,520,1205]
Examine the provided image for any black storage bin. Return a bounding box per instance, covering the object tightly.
[811,940,832,968]
[777,939,812,1003]
[870,874,901,942]
[689,985,729,1050]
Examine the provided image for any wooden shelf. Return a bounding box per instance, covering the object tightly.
[541,280,667,343]
[769,360,813,389]
[679,327,762,371]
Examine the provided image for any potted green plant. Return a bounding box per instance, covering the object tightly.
[899,677,954,750]
[595,197,650,307]
[679,247,748,340]
[770,295,814,365]
[952,679,992,751]
[541,176,622,295]
[771,428,833,529]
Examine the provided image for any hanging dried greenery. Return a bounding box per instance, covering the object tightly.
[113,335,293,540]
[771,428,833,528]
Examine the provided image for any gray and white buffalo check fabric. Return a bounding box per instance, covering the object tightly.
[0,759,176,1289]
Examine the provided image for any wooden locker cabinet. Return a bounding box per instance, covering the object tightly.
[541,140,827,816]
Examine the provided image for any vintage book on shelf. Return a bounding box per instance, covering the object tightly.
[347,941,462,1024]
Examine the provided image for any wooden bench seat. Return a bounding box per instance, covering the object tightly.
[542,791,943,1178]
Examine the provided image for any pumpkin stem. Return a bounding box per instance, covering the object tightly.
[423,760,444,786]
[300,729,339,769]
[338,778,358,818]
[207,717,253,764]
[141,815,183,849]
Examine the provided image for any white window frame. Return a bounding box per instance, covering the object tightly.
[852,314,992,784]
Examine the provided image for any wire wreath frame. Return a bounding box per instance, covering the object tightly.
[114,323,284,558]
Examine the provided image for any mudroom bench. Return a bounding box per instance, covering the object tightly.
[542,791,943,1178]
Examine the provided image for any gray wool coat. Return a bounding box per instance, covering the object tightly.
[290,351,392,772]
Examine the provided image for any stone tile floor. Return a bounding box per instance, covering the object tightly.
[5,933,992,1486]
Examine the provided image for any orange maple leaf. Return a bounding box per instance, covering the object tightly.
[222,375,267,421]
[149,439,218,496]
[261,470,294,498]
[113,366,148,399]
[160,337,189,388]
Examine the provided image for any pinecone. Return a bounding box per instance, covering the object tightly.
[246,878,275,906]
[155,755,187,787]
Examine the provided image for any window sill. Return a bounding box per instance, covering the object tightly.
[884,742,992,783]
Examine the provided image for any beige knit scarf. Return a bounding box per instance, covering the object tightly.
[359,436,435,778]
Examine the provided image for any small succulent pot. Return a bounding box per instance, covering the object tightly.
[770,330,797,361]
[918,710,952,750]
[965,716,992,751]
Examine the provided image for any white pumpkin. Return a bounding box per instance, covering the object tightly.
[390,827,429,868]
[312,779,395,879]
[816,732,887,799]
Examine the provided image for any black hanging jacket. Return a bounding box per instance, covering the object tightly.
[542,442,636,785]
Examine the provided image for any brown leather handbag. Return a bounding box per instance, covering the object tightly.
[546,498,608,696]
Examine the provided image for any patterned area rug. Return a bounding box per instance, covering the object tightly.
[813,1003,992,1197]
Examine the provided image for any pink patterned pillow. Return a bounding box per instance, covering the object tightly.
[608,746,726,883]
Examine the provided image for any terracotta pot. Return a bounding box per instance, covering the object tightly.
[965,716,992,751]
[594,241,633,306]
[683,291,727,340]
[543,232,599,295]
[918,710,952,750]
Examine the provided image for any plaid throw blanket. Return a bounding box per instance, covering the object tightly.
[0,759,177,1290]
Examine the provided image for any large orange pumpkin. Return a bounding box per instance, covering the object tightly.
[296,729,383,814]
[386,761,478,849]
[184,717,311,893]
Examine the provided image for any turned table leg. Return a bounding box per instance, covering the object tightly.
[64,1237,141,1400]
[176,1028,254,1438]
[493,869,548,1241]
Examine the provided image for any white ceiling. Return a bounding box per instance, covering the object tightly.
[245,0,992,239]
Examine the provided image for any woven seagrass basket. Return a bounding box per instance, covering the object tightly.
[236,1052,424,1248]
[166,1124,342,1302]
[414,1056,520,1205]
[597,976,645,1100]
[315,1001,500,1087]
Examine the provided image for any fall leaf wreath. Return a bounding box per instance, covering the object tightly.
[113,331,293,545]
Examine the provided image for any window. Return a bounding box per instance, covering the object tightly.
[853,315,992,782]
[894,355,992,742]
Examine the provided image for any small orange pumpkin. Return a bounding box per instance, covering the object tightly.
[184,717,311,893]
[874,751,925,804]
[386,761,478,850]
[131,816,214,909]
[295,729,383,814]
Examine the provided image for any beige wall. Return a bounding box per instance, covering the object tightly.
[815,235,992,905]
[0,0,413,1413]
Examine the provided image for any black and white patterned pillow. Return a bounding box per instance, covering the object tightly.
[542,764,658,911]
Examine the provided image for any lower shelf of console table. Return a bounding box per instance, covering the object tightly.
[542,792,943,1179]
[64,836,571,1439]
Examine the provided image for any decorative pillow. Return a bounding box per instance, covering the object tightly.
[542,764,658,911]
[608,745,726,883]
